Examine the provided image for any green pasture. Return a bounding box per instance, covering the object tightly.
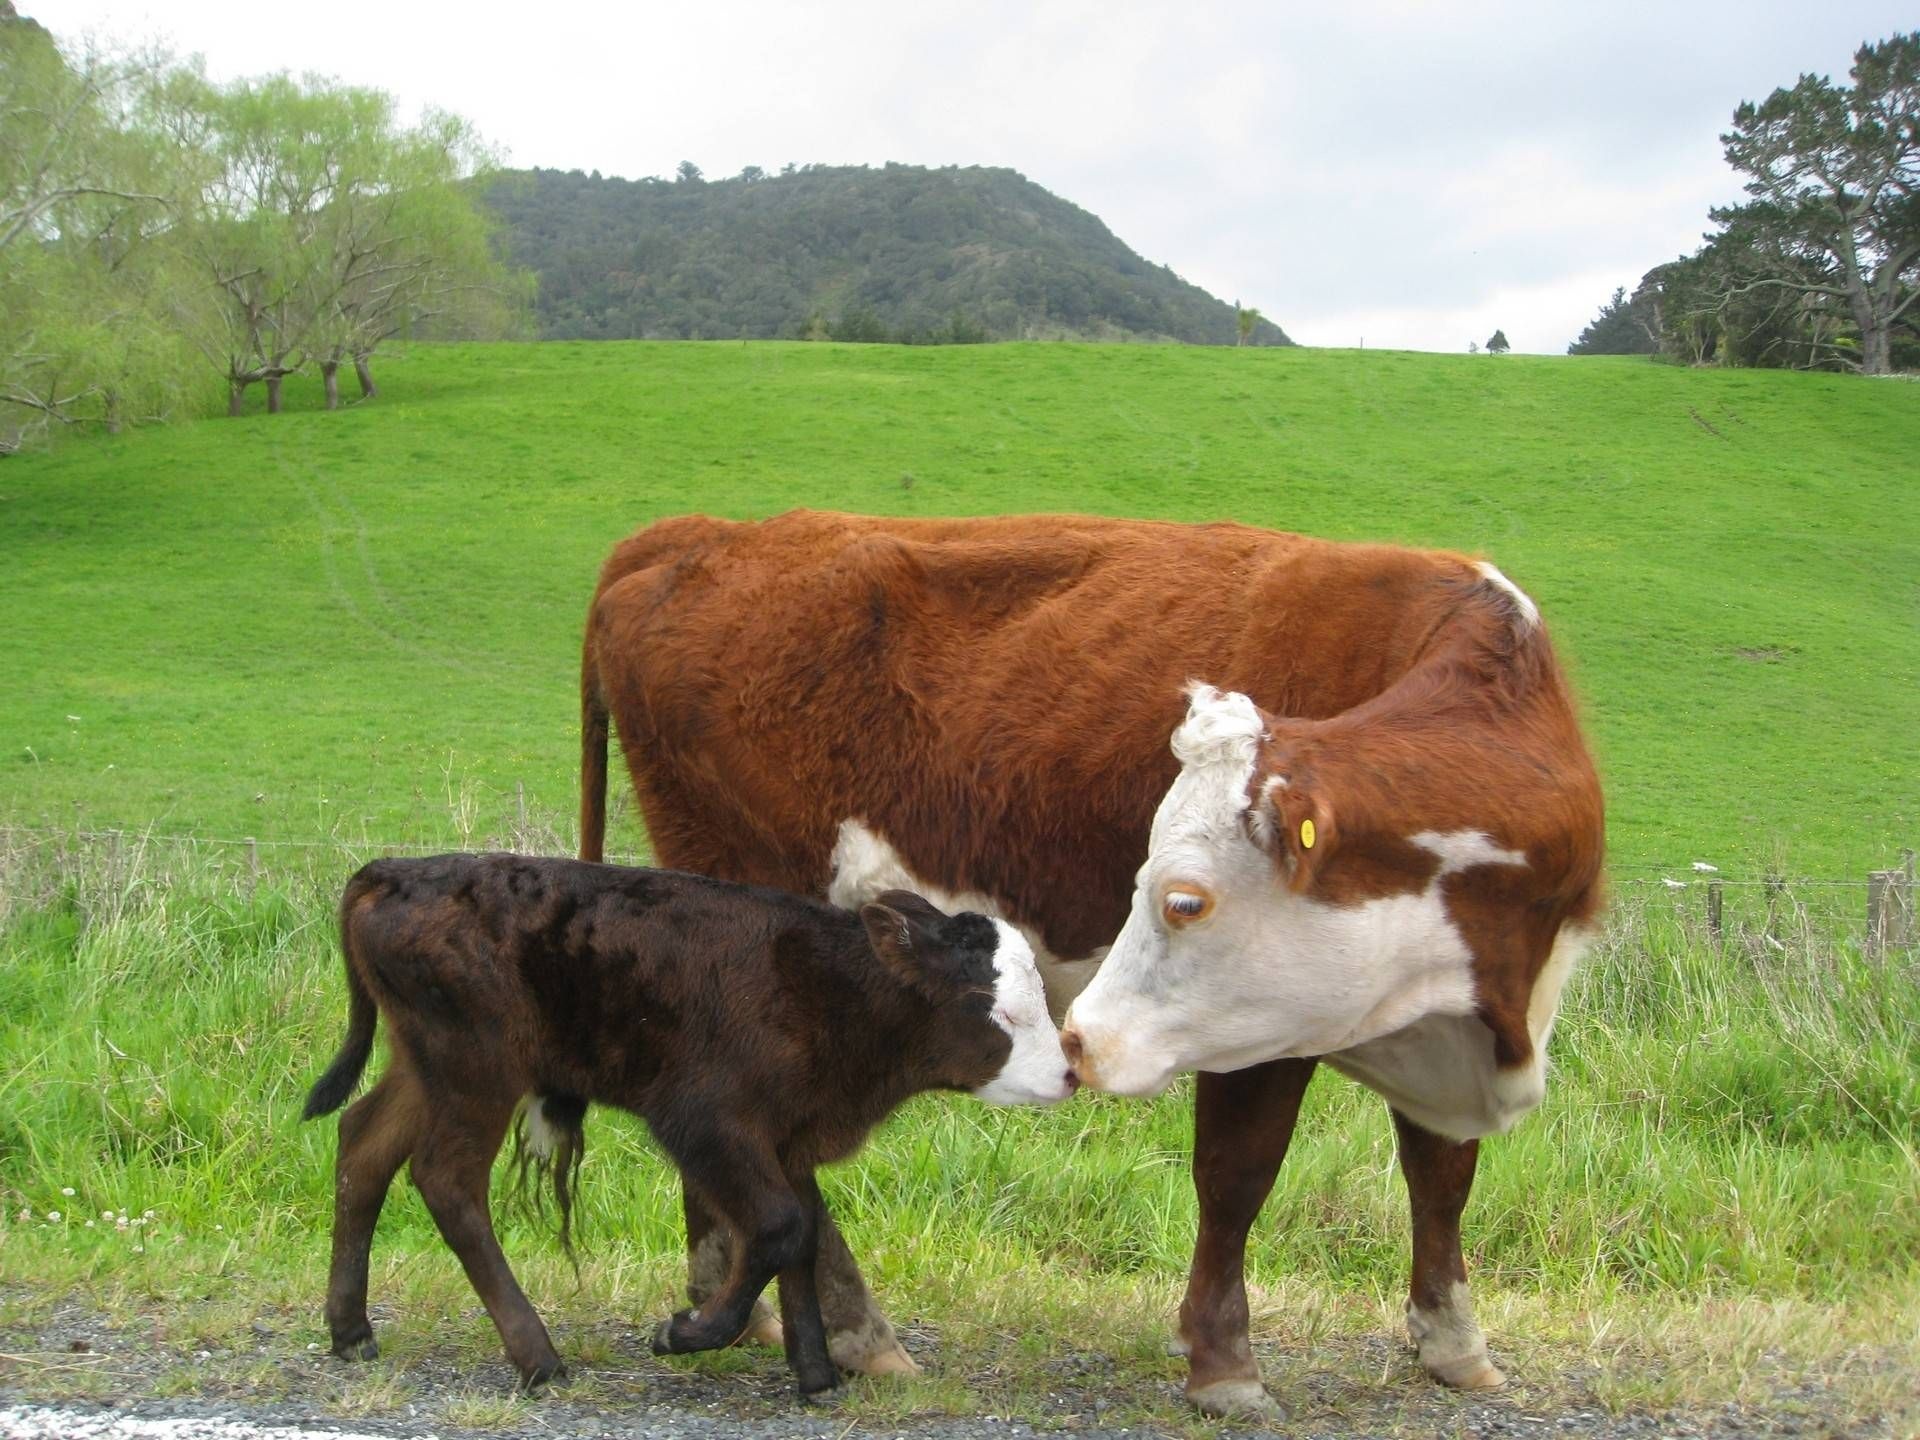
[2,341,1916,875]
[1,343,1916,1430]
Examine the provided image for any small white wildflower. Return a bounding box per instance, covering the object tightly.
[132,1245,144,1254]
[102,1210,114,1220]
[85,1220,95,1229]
[16,1207,29,1222]
[306,1343,319,1352]
[214,1224,224,1232]
[47,1211,61,1222]
[143,1209,155,1219]
[131,1216,146,1227]
[1691,861,1719,873]
[61,1187,75,1197]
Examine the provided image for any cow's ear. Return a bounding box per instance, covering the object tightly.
[860,891,950,990]
[1249,772,1335,893]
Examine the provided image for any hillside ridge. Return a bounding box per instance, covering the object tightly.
[483,162,1292,346]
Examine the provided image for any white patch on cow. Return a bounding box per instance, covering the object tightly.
[523,1095,560,1160]
[1474,561,1539,628]
[828,818,1103,1019]
[972,920,1076,1105]
[1063,687,1573,1114]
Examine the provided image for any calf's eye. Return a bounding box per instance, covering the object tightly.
[1162,888,1214,925]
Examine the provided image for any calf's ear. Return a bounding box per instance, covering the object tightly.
[860,892,950,992]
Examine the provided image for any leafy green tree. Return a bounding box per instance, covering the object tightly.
[1235,302,1261,345]
[2,7,189,448]
[1568,286,1659,355]
[675,161,704,184]
[1713,32,1920,374]
[1485,328,1511,354]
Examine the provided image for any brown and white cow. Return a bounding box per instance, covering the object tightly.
[580,509,1604,1416]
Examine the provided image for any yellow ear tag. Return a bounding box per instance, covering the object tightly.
[1299,818,1316,850]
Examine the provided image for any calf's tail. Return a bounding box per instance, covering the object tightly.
[302,880,380,1121]
[580,627,610,864]
[511,1093,589,1269]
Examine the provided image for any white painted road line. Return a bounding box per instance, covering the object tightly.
[0,1406,436,1440]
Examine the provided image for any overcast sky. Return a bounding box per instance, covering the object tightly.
[42,0,1918,353]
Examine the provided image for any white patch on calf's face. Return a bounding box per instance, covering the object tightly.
[970,921,1075,1106]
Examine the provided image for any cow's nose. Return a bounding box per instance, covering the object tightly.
[1060,1024,1085,1072]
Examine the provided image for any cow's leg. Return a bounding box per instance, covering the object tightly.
[773,1170,838,1397]
[811,1202,917,1374]
[324,1066,424,1361]
[1392,1109,1504,1389]
[1177,1057,1317,1418]
[411,1101,565,1389]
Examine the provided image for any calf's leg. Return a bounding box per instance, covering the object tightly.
[773,1170,837,1396]
[1392,1110,1503,1389]
[411,1102,565,1389]
[324,1068,424,1360]
[1177,1058,1316,1418]
[652,1138,811,1363]
[684,1183,783,1348]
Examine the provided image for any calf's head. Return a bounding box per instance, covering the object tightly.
[1061,684,1539,1097]
[860,890,1078,1105]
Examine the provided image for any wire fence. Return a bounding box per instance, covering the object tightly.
[2,818,1911,956]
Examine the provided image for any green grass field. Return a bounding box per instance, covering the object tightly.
[3,341,1916,874]
[2,343,1917,1433]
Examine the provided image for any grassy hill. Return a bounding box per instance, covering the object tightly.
[3,343,1915,880]
[484,163,1293,345]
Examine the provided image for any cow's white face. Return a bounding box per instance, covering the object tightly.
[973,921,1078,1105]
[1061,686,1493,1097]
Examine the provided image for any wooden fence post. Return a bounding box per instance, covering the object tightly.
[1706,879,1723,941]
[1868,866,1913,961]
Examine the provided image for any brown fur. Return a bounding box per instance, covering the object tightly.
[304,853,1021,1396]
[580,509,1605,1406]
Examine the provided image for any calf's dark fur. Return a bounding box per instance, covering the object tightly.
[303,853,1071,1395]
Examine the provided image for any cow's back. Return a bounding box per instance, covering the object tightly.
[585,509,1538,959]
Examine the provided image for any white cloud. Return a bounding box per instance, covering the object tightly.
[41,0,1919,353]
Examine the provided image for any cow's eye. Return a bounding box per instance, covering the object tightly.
[1162,887,1214,925]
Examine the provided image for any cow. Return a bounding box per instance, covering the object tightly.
[301,853,1076,1397]
[579,509,1604,1416]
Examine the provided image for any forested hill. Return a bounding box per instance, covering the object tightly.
[483,163,1292,346]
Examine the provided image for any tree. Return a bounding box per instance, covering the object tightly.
[675,160,704,184]
[1,8,189,448]
[1485,329,1510,354]
[1235,302,1261,345]
[1568,286,1659,355]
[1713,32,1920,374]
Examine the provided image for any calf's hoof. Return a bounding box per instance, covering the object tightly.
[517,1357,569,1393]
[328,1327,378,1363]
[1185,1377,1284,1420]
[650,1315,680,1356]
[796,1375,842,1405]
[828,1332,919,1377]
[1407,1290,1505,1390]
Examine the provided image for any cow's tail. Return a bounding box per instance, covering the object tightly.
[580,626,610,864]
[302,878,381,1120]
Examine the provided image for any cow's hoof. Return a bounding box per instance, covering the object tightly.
[1428,1353,1506,1390]
[650,1316,679,1356]
[737,1311,785,1349]
[827,1328,920,1377]
[330,1331,378,1363]
[796,1379,843,1406]
[1185,1378,1283,1420]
